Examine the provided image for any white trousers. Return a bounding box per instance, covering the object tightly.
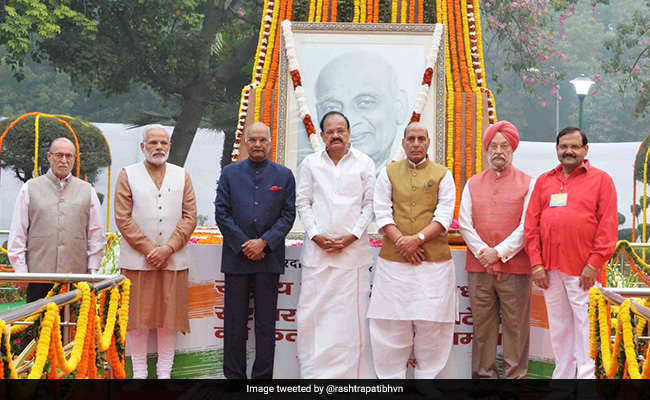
[543,270,596,379]
[296,265,374,379]
[369,318,454,379]
[128,328,177,379]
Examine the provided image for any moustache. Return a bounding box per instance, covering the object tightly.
[330,138,343,143]
[563,154,576,159]
[491,155,506,161]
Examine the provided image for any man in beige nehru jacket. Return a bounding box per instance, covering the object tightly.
[115,124,197,379]
[459,120,534,380]
[8,137,105,302]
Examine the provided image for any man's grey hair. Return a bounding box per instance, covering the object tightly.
[49,137,75,152]
[141,124,169,142]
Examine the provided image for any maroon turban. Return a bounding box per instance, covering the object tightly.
[482,120,520,152]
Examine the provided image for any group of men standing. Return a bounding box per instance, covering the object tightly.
[216,112,618,383]
[7,113,617,381]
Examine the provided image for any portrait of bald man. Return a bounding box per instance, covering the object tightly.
[297,50,417,175]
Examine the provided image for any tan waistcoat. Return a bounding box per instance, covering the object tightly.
[26,170,92,273]
[379,159,452,263]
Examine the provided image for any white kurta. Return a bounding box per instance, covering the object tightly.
[295,146,376,379]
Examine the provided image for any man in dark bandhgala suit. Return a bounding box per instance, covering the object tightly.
[215,122,296,381]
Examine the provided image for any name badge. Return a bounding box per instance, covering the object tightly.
[550,193,568,207]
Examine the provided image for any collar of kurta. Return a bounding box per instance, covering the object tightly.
[551,159,591,177]
[322,143,353,162]
[407,156,429,169]
[246,158,269,169]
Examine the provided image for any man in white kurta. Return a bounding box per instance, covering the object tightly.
[368,122,456,380]
[296,111,376,378]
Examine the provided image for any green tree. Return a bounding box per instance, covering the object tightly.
[1,0,261,166]
[602,0,650,117]
[0,115,111,183]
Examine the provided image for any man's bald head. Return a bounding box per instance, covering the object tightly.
[314,51,408,169]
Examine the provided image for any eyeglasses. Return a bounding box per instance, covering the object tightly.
[50,152,76,160]
[558,144,584,151]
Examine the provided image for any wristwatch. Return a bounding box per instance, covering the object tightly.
[417,232,425,242]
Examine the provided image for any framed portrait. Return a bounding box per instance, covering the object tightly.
[277,22,446,236]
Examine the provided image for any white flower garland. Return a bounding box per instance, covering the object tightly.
[282,20,323,153]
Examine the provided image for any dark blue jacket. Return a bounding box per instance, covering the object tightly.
[215,159,296,274]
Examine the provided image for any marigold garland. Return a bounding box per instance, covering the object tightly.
[28,303,57,379]
[11,283,62,335]
[0,320,18,379]
[589,287,650,379]
[390,0,397,23]
[0,279,130,379]
[254,1,279,122]
[96,287,120,352]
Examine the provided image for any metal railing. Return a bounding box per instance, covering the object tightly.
[0,273,124,324]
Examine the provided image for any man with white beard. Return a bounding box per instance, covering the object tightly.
[115,124,197,379]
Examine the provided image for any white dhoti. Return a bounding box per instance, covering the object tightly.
[367,258,456,379]
[296,265,375,379]
[543,270,597,379]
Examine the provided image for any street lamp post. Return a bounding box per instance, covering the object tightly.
[570,75,595,130]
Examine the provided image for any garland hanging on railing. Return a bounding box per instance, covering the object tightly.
[589,287,650,379]
[609,241,650,286]
[0,279,130,379]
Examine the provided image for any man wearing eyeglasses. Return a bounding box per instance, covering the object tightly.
[115,124,197,379]
[525,127,618,379]
[295,111,376,378]
[459,121,534,381]
[8,137,105,302]
[215,122,296,382]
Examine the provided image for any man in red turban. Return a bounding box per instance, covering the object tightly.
[459,120,534,380]
[482,120,521,153]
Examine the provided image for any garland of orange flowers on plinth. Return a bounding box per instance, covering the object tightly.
[445,0,463,215]
[262,0,288,161]
[461,0,480,175]
[232,0,276,162]
[453,0,473,182]
[331,0,338,22]
[281,20,323,153]
[255,0,280,123]
[438,0,455,173]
